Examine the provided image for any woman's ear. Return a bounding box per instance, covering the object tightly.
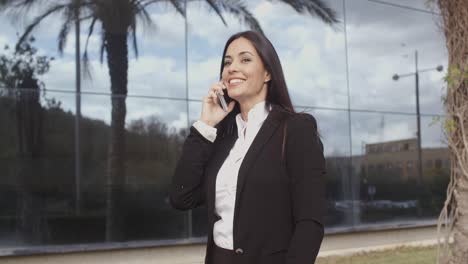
[264,71,271,83]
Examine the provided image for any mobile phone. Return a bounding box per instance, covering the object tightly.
[216,81,231,112]
[216,90,228,112]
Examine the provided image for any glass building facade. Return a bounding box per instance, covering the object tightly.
[0,0,448,256]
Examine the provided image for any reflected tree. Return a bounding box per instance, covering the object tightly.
[0,36,53,243]
[0,0,338,241]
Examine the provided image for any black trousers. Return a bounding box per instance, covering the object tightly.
[209,244,239,264]
[208,244,283,264]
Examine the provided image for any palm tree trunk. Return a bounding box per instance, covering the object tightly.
[437,0,468,263]
[104,32,128,241]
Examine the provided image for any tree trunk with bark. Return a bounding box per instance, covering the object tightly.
[436,0,468,263]
[104,32,128,241]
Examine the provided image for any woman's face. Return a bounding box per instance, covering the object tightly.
[221,37,270,104]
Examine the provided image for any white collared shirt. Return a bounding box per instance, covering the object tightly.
[192,101,270,250]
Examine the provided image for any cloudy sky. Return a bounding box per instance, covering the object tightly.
[0,0,448,156]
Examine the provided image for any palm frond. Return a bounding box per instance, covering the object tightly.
[236,4,263,33]
[83,16,98,80]
[99,30,106,64]
[216,1,264,34]
[132,0,157,41]
[203,0,228,26]
[130,18,139,58]
[3,0,51,12]
[0,0,17,11]
[138,0,185,17]
[168,0,185,16]
[57,18,72,55]
[134,0,157,29]
[273,0,339,25]
[15,4,68,51]
[57,5,75,55]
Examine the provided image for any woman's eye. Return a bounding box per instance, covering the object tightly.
[223,61,231,66]
[241,58,251,63]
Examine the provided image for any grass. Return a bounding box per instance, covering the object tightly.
[316,246,437,264]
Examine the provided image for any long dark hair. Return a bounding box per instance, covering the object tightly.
[217,31,296,136]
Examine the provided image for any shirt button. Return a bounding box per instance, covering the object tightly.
[180,185,184,189]
[235,248,244,255]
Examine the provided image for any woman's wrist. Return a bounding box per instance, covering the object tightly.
[200,118,217,127]
[193,120,217,143]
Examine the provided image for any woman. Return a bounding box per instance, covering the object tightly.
[169,30,326,264]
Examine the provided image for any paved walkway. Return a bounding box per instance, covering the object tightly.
[0,225,438,264]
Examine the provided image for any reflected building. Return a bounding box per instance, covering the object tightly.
[363,138,449,181]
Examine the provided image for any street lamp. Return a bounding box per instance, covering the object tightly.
[392,50,443,187]
[74,0,81,215]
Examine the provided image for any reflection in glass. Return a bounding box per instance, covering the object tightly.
[0,89,76,246]
[346,0,446,114]
[187,102,208,237]
[350,112,449,224]
[187,0,346,109]
[122,97,188,241]
[0,90,189,246]
[297,107,352,228]
[0,0,452,255]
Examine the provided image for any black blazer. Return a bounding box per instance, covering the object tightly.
[169,104,326,264]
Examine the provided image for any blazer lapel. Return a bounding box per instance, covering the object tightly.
[233,105,287,224]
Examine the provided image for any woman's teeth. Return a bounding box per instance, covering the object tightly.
[230,79,245,84]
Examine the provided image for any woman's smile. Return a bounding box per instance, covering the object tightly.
[227,78,246,89]
[221,37,270,107]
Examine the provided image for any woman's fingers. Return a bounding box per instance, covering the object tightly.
[203,81,231,114]
[202,96,211,104]
[210,81,224,95]
[227,101,235,112]
[209,90,218,104]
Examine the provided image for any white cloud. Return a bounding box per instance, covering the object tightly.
[186,4,244,48]
[0,35,9,49]
[324,27,345,52]
[81,103,110,124]
[168,111,189,131]
[63,34,101,56]
[188,57,221,99]
[42,59,77,91]
[140,11,185,48]
[128,55,185,98]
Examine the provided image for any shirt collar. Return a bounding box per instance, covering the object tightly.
[235,101,270,136]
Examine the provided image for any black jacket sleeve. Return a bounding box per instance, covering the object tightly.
[169,126,215,210]
[284,114,326,264]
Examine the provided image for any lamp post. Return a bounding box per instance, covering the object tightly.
[392,50,443,187]
[74,0,81,215]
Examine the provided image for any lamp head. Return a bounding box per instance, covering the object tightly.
[392,74,400,81]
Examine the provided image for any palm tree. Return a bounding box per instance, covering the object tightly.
[0,0,338,241]
[436,1,468,263]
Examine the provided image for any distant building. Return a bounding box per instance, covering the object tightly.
[362,138,449,181]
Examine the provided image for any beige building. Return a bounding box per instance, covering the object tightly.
[362,138,449,181]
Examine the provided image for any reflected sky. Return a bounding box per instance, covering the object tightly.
[0,0,448,151]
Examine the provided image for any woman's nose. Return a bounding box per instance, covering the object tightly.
[227,61,240,73]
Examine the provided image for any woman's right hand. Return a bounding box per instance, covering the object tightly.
[200,81,236,127]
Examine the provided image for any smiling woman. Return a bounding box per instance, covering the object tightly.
[170,30,326,264]
[0,0,452,262]
[221,37,271,118]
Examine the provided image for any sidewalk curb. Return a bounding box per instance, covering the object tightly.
[318,239,438,257]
